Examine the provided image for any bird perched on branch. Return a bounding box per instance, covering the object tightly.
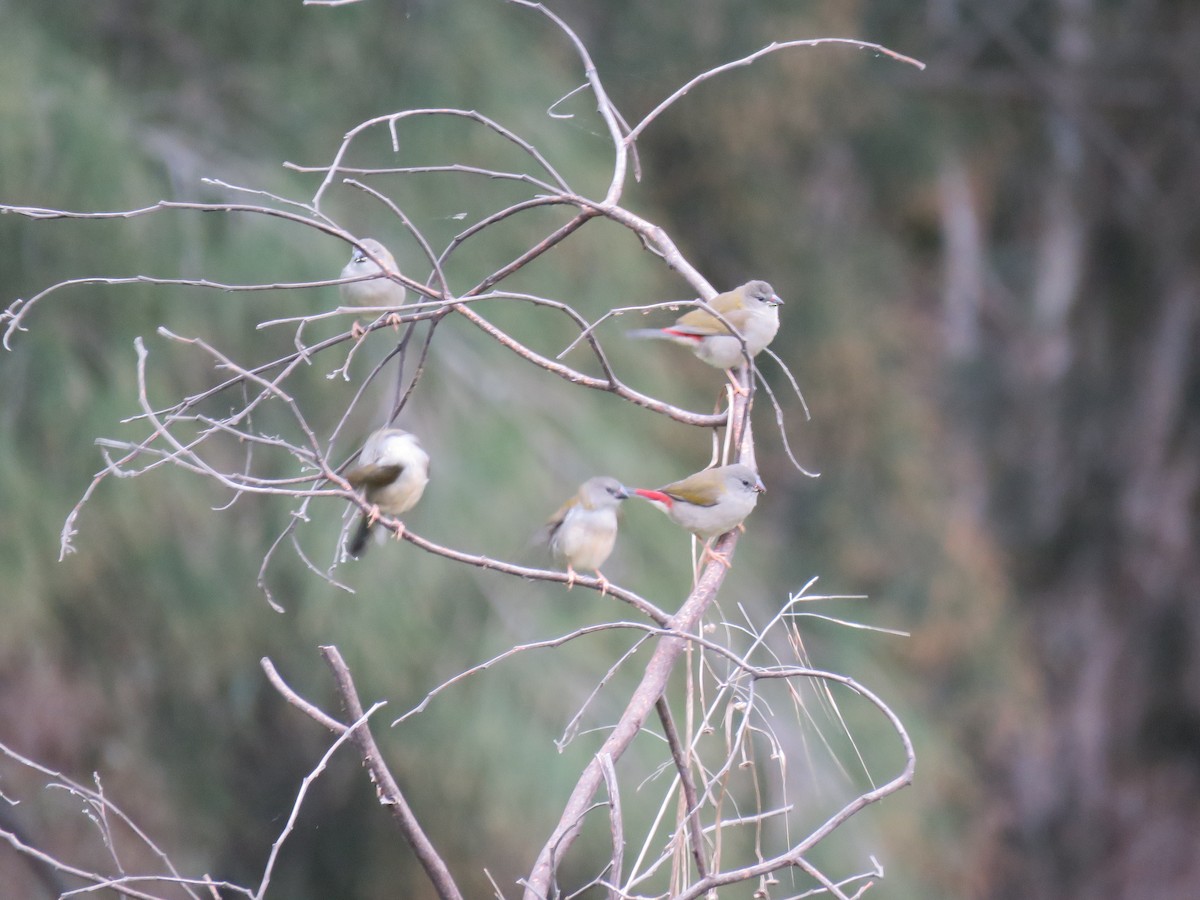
[633,463,764,566]
[340,238,407,308]
[626,280,782,375]
[538,476,630,592]
[345,428,429,557]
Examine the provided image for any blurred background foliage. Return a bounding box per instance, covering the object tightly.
[1,0,1198,898]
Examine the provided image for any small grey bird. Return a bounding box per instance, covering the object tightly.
[345,428,429,557]
[539,476,631,591]
[340,238,406,308]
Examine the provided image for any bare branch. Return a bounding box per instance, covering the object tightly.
[300,107,571,209]
[254,702,385,900]
[628,39,926,144]
[655,696,709,880]
[319,646,465,900]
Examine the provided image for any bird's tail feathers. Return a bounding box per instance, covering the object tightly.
[633,488,674,509]
[346,514,373,558]
[626,327,671,341]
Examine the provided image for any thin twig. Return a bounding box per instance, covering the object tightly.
[320,646,466,900]
[655,697,709,880]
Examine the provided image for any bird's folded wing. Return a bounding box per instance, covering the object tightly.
[346,462,404,488]
[538,500,574,544]
[664,487,719,507]
[672,306,751,336]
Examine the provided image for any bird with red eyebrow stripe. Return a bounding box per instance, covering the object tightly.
[633,463,765,567]
[627,280,782,391]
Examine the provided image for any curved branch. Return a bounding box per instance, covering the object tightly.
[305,107,571,208]
[379,520,670,626]
[450,301,728,427]
[508,1,630,203]
[628,38,926,144]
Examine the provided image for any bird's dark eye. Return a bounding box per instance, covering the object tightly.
[742,479,753,489]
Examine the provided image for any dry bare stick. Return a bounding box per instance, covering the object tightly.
[755,368,820,478]
[273,269,733,429]
[260,658,345,732]
[0,741,205,900]
[384,523,670,625]
[792,856,853,900]
[199,177,338,226]
[388,315,439,424]
[668,667,913,900]
[0,829,124,898]
[599,754,624,900]
[557,635,656,750]
[790,857,883,900]
[303,107,570,209]
[627,38,925,145]
[655,696,709,880]
[450,299,726,427]
[0,199,377,345]
[253,702,386,900]
[262,650,465,900]
[3,166,728,435]
[320,646,464,900]
[159,312,421,416]
[0,805,70,897]
[61,874,250,899]
[508,2,629,203]
[437,198,591,282]
[395,625,654,730]
[286,160,562,195]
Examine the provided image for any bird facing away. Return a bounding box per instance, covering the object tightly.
[539,476,630,592]
[634,463,765,566]
[345,428,430,557]
[339,238,407,308]
[626,280,783,371]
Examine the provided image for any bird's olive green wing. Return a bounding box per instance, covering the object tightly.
[346,462,403,489]
[671,302,753,336]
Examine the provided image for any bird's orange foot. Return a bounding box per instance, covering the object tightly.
[390,521,406,541]
[351,320,367,340]
[701,544,732,569]
[594,571,612,595]
[366,504,382,526]
[385,311,405,329]
[565,566,578,590]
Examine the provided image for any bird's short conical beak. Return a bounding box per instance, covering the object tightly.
[755,477,766,493]
[617,485,632,500]
[771,295,784,306]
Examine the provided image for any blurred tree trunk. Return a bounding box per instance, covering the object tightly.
[931,0,1200,896]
